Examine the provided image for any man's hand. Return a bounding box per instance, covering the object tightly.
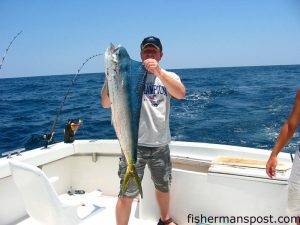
[266,155,277,178]
[143,58,161,76]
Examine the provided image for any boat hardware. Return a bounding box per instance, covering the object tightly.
[2,148,25,158]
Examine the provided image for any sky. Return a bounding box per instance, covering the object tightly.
[0,0,300,78]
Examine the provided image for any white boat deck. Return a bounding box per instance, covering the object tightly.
[0,140,294,225]
[16,193,156,225]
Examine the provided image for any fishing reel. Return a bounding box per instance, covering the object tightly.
[42,132,54,148]
[64,119,83,143]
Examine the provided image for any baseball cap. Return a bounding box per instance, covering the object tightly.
[140,36,163,51]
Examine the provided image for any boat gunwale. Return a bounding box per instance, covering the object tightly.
[0,140,293,180]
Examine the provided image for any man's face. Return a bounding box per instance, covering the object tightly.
[140,45,163,62]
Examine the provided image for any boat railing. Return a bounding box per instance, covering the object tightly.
[1,148,25,158]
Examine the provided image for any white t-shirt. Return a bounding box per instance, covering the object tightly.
[138,70,182,147]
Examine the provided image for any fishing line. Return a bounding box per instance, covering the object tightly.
[0,31,23,72]
[43,53,102,148]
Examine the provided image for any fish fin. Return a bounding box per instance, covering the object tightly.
[121,164,143,198]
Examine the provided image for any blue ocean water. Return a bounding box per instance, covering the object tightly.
[0,65,299,156]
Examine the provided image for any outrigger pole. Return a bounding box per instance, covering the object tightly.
[43,53,102,148]
[0,31,23,72]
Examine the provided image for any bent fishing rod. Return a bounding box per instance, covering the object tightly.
[0,31,23,72]
[43,53,102,148]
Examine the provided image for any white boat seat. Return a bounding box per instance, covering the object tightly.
[9,161,103,225]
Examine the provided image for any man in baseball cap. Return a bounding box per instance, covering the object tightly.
[108,35,185,225]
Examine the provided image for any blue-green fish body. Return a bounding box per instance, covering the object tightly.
[104,44,147,197]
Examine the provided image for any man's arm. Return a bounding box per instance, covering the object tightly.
[266,89,300,177]
[101,79,111,108]
[143,59,186,99]
[156,68,186,99]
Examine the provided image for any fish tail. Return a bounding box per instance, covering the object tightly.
[121,163,143,198]
[132,164,143,198]
[121,166,131,195]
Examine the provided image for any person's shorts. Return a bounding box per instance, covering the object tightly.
[118,145,172,198]
[288,149,300,216]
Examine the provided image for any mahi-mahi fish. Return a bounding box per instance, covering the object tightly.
[104,44,147,197]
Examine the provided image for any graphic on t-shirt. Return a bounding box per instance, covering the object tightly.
[144,83,167,107]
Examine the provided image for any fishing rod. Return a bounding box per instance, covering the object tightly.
[0,31,23,72]
[43,53,102,148]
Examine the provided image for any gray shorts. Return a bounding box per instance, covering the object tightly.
[118,145,172,198]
